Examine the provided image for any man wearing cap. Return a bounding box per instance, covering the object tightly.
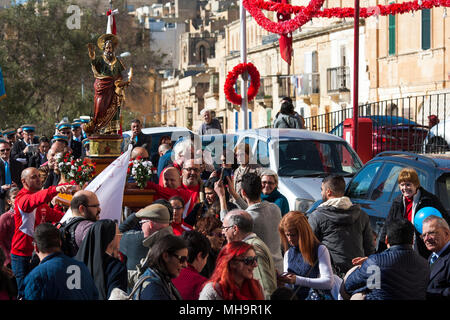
[15,127,23,142]
[71,122,83,143]
[84,34,131,135]
[11,125,39,166]
[3,129,17,146]
[119,203,173,272]
[0,140,23,214]
[57,122,82,159]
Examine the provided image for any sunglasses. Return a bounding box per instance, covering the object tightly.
[170,253,188,264]
[0,148,11,152]
[210,232,224,238]
[234,256,258,266]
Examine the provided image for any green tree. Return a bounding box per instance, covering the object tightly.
[0,0,165,136]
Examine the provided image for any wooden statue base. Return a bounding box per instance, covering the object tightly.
[55,187,155,210]
[123,187,156,210]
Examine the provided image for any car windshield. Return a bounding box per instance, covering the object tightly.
[276,140,362,177]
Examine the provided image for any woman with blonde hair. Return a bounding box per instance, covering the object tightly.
[277,211,334,300]
[380,167,449,258]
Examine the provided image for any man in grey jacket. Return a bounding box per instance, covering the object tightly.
[222,209,277,299]
[308,174,375,276]
[239,172,283,272]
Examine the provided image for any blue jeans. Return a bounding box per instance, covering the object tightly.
[11,254,32,297]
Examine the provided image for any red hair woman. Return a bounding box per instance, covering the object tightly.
[277,211,334,300]
[199,241,265,300]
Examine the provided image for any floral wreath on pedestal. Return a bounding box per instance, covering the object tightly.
[127,156,153,189]
[56,152,96,188]
[224,62,261,105]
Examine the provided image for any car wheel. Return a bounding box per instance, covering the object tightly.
[425,136,450,153]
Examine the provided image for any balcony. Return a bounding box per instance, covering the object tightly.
[255,78,273,108]
[327,66,350,94]
[298,73,320,96]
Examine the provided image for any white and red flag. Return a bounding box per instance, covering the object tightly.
[106,9,119,34]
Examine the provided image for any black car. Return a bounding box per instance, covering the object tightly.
[307,151,450,243]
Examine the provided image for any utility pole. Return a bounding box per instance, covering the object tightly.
[240,0,248,130]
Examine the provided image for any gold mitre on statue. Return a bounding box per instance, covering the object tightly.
[97,33,119,50]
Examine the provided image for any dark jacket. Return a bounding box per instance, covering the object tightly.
[380,187,450,259]
[130,132,152,156]
[28,152,47,169]
[119,229,148,271]
[69,139,82,160]
[10,137,39,164]
[136,267,182,300]
[344,245,430,300]
[21,252,99,300]
[427,243,450,299]
[198,118,223,135]
[308,197,375,275]
[0,158,23,214]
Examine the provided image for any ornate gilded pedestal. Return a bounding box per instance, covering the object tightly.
[88,134,123,158]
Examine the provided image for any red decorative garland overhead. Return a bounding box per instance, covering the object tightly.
[224,63,261,105]
[243,0,450,35]
[243,0,325,35]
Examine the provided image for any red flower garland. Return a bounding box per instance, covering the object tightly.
[243,0,325,35]
[244,0,450,35]
[224,63,261,105]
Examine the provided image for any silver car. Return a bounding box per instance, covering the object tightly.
[235,128,363,212]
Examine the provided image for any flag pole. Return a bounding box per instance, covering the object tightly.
[352,0,360,153]
[240,0,248,130]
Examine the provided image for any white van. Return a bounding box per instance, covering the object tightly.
[234,128,363,212]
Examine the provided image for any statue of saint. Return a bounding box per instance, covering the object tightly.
[84,34,132,135]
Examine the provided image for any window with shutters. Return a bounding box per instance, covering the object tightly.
[421,9,431,50]
[388,13,396,55]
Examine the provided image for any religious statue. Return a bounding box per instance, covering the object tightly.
[84,34,133,135]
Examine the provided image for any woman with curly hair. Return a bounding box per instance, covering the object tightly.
[194,215,225,278]
[199,241,265,300]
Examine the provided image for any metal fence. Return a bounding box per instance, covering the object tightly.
[303,93,450,157]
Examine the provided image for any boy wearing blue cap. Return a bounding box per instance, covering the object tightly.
[57,122,82,159]
[71,122,83,143]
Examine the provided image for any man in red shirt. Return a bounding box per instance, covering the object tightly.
[146,160,202,220]
[10,167,73,292]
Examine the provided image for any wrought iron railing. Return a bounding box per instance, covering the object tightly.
[303,93,450,157]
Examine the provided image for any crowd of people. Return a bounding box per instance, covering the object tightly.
[0,115,449,301]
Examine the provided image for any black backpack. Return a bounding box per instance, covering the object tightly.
[56,217,87,257]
